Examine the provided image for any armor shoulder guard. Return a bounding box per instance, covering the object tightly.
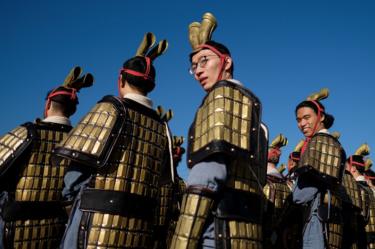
[187,80,262,167]
[53,95,126,168]
[298,133,345,185]
[0,122,37,177]
[340,172,362,210]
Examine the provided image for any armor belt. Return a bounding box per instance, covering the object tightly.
[187,80,266,185]
[80,188,156,219]
[1,201,66,222]
[216,189,262,224]
[298,133,345,185]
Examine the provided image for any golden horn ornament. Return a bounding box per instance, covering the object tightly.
[354,143,370,157]
[331,131,341,139]
[270,134,288,148]
[294,139,305,152]
[189,22,201,50]
[63,66,83,87]
[307,88,329,101]
[199,12,217,45]
[135,32,156,56]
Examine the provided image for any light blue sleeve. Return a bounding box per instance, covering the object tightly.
[62,165,91,202]
[292,174,319,204]
[187,156,227,192]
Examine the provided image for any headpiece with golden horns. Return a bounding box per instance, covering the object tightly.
[354,143,370,157]
[45,66,93,117]
[156,105,173,122]
[270,134,288,149]
[189,12,217,51]
[331,131,341,139]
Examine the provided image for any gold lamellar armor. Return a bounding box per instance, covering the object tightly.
[0,126,29,171]
[298,133,344,184]
[189,12,217,50]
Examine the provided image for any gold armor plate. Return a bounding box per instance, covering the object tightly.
[191,85,253,153]
[58,101,118,157]
[0,126,28,170]
[299,133,343,182]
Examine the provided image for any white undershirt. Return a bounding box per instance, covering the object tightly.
[43,116,71,126]
[124,93,153,109]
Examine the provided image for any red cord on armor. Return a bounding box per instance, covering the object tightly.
[44,88,77,117]
[197,44,229,82]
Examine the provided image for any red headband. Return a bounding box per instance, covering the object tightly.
[197,44,229,81]
[44,88,77,117]
[117,57,153,96]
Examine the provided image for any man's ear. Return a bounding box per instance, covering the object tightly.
[320,113,325,123]
[224,56,232,71]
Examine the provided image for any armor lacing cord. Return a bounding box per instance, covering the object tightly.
[301,100,324,155]
[197,44,229,82]
[44,88,77,117]
[118,57,154,96]
[165,122,175,183]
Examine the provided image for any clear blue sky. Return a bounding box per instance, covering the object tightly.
[1,0,374,179]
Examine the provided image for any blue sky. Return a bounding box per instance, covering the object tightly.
[1,0,374,179]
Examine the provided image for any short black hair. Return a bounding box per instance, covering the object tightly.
[295,100,334,129]
[190,40,234,75]
[347,155,366,174]
[121,56,156,94]
[45,86,78,117]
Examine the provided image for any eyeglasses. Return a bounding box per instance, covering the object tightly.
[189,55,219,75]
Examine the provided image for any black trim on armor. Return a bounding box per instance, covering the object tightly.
[1,200,67,222]
[215,189,263,224]
[215,217,230,249]
[367,232,375,243]
[0,122,36,179]
[79,188,157,219]
[53,95,127,169]
[186,185,218,199]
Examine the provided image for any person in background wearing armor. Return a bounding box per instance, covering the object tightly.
[346,144,375,248]
[364,159,375,193]
[263,134,290,249]
[54,33,173,249]
[152,107,186,249]
[0,67,93,249]
[292,88,346,249]
[286,139,304,189]
[171,12,268,249]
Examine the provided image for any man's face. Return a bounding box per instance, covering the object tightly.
[191,49,222,91]
[296,107,323,137]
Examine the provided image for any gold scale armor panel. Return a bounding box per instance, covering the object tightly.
[340,172,363,248]
[170,190,215,249]
[263,176,291,248]
[2,121,71,249]
[359,184,375,248]
[320,191,344,249]
[57,97,168,249]
[298,133,345,185]
[0,126,30,175]
[178,81,265,249]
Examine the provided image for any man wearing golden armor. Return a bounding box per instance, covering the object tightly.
[263,134,291,249]
[292,88,346,249]
[346,145,375,248]
[171,13,268,249]
[0,67,93,249]
[54,33,173,249]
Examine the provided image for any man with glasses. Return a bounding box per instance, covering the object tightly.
[171,13,268,249]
